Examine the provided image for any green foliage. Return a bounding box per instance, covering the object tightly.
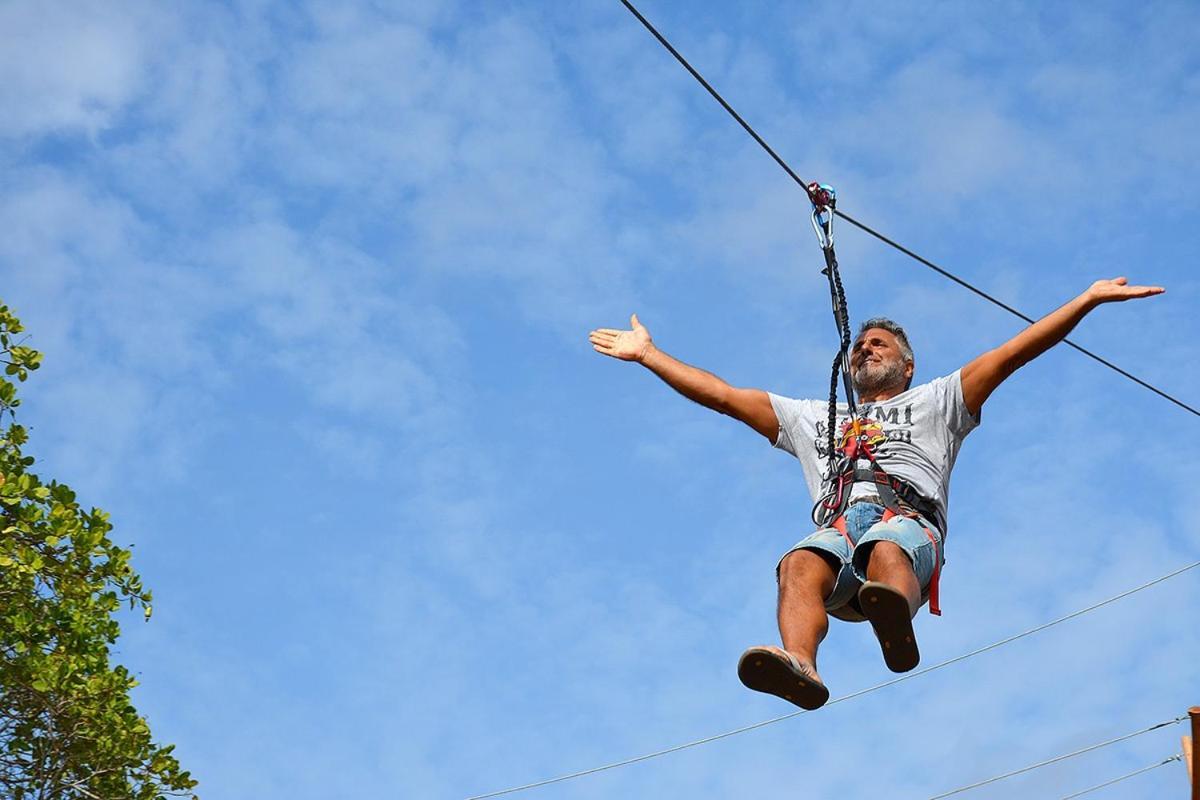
[0,304,197,799]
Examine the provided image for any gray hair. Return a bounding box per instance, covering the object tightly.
[857,317,915,387]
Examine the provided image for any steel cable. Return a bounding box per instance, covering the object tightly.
[926,719,1186,799]
[1058,754,1183,800]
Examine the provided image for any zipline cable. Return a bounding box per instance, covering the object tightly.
[464,560,1200,799]
[1058,754,1183,800]
[926,717,1187,799]
[616,0,1200,420]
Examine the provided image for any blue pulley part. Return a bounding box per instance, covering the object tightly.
[808,182,836,249]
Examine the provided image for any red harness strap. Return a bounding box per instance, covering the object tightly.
[831,508,942,616]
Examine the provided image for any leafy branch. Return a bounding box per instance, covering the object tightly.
[0,303,196,800]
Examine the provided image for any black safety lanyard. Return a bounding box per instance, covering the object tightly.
[808,184,856,472]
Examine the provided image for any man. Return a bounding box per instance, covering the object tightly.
[588,277,1163,710]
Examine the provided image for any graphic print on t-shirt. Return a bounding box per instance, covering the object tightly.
[836,416,889,455]
[814,402,916,480]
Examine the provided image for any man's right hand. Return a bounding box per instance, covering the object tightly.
[589,313,653,363]
[587,314,779,442]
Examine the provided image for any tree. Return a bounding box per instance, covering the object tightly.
[0,304,197,799]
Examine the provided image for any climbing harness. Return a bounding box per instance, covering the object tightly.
[806,183,943,617]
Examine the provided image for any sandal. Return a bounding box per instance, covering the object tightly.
[858,581,920,673]
[737,646,829,710]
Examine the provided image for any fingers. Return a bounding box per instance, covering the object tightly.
[1103,284,1166,302]
[631,312,642,329]
[589,331,620,357]
[589,331,619,346]
[1115,283,1164,296]
[1105,277,1165,293]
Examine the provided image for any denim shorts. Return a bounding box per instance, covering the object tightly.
[776,502,944,621]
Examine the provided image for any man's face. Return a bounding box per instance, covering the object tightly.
[850,328,913,395]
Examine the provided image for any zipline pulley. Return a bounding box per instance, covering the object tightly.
[808,182,836,251]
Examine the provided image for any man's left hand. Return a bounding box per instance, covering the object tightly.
[1086,276,1165,305]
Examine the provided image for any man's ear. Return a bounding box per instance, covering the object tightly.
[904,360,915,381]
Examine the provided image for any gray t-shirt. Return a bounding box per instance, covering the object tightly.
[768,370,979,534]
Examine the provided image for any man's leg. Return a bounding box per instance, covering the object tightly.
[776,548,838,682]
[862,540,920,617]
[855,519,940,673]
[739,546,838,709]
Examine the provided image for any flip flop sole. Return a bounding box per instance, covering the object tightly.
[737,647,829,710]
[859,581,920,673]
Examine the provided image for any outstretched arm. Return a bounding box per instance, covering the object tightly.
[960,277,1165,416]
[589,314,779,441]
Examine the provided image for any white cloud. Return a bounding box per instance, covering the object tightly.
[0,0,160,138]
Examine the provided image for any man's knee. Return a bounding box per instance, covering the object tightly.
[779,548,838,593]
[863,539,913,571]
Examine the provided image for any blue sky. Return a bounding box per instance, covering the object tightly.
[2,1,1199,797]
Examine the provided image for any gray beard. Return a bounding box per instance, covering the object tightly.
[852,360,907,397]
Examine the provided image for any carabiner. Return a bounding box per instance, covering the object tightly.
[808,182,836,250]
